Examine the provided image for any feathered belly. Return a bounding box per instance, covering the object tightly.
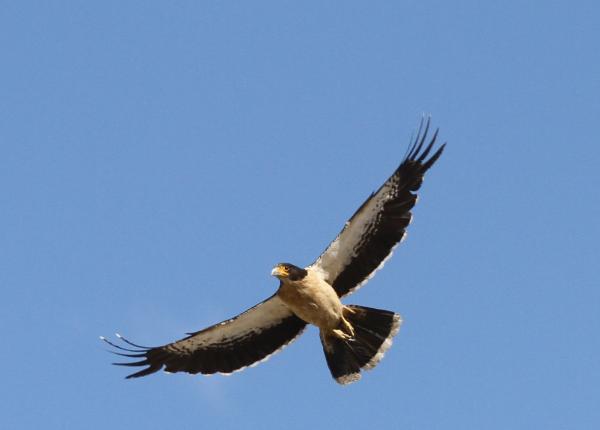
[277,278,343,330]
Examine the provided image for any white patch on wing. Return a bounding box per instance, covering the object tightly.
[307,120,444,299]
[166,295,295,351]
[309,180,400,296]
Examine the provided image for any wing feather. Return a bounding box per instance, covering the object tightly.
[104,295,306,378]
[309,118,445,297]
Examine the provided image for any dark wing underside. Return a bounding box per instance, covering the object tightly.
[103,295,306,378]
[309,118,445,298]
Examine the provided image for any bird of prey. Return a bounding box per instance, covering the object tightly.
[103,119,445,384]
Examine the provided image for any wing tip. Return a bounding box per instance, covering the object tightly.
[422,141,446,171]
[102,334,163,379]
[124,364,163,379]
[405,117,445,171]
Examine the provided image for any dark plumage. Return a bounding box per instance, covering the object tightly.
[320,306,401,384]
[274,263,308,281]
[312,119,445,298]
[104,296,306,378]
[103,118,444,384]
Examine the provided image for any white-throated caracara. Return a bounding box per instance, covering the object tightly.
[103,118,445,384]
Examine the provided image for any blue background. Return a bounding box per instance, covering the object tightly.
[2,1,598,428]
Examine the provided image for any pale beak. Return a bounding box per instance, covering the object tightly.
[271,266,285,277]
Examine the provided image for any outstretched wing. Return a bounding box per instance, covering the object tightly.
[103,295,306,378]
[309,118,445,298]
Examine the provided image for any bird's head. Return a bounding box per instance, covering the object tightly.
[271,263,307,281]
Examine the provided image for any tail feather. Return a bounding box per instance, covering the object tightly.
[321,335,362,384]
[320,305,402,385]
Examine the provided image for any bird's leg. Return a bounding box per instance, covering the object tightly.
[332,328,353,341]
[332,313,356,340]
[341,317,355,338]
[341,306,356,337]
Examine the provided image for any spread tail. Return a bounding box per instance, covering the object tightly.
[320,305,402,385]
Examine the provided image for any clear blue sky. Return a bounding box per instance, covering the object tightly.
[1,1,598,429]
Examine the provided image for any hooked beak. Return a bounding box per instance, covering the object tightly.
[271,265,287,278]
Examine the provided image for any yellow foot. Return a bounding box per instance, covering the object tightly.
[332,329,354,341]
[331,328,354,340]
[332,317,355,340]
[344,306,356,314]
[342,317,355,338]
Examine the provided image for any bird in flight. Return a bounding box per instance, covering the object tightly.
[102,119,445,384]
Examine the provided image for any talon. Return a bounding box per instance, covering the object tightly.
[342,317,355,338]
[344,306,356,314]
[332,329,353,340]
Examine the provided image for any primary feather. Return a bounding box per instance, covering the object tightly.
[310,118,445,297]
[103,118,445,383]
[105,295,306,378]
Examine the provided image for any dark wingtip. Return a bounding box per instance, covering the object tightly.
[100,335,147,353]
[115,333,154,349]
[422,142,446,171]
[417,128,439,163]
[403,117,445,171]
[125,364,163,379]
[112,359,150,367]
[109,351,148,358]
[406,116,431,160]
[102,334,162,379]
